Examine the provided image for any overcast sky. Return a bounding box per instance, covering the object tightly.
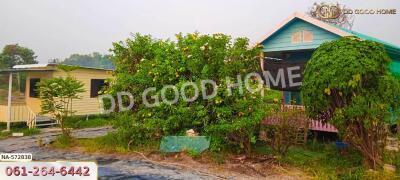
[0,0,399,63]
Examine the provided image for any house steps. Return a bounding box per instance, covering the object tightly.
[34,116,59,128]
[296,128,307,145]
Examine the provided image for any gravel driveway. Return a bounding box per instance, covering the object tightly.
[0,127,218,180]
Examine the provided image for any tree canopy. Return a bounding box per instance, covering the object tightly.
[0,44,38,68]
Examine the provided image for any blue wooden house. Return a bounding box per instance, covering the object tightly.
[259,12,400,105]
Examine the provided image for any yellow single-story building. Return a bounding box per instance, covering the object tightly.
[0,64,113,130]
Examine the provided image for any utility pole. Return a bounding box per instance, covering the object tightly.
[6,73,12,131]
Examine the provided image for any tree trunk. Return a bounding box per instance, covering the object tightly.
[347,121,386,169]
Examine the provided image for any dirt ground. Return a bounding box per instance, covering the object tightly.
[72,146,312,179]
[145,152,312,179]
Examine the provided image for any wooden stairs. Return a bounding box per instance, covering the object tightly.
[296,128,308,145]
[34,116,59,128]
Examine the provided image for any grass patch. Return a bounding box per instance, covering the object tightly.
[275,142,397,179]
[52,134,75,149]
[279,143,365,179]
[0,122,41,139]
[384,150,400,175]
[20,128,41,136]
[76,132,159,154]
[64,115,112,129]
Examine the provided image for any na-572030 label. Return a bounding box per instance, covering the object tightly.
[0,153,32,162]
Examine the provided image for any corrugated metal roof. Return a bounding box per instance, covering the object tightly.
[0,69,54,74]
[12,63,55,69]
[334,25,400,50]
[11,63,114,71]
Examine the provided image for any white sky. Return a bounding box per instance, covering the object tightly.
[0,0,399,62]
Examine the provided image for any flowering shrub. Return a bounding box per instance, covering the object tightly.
[107,33,280,153]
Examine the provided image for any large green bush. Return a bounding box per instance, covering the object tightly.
[302,37,400,169]
[107,33,280,153]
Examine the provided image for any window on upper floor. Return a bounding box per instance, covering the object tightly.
[291,31,302,44]
[291,30,313,44]
[303,30,313,42]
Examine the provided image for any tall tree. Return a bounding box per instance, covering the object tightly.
[62,52,114,69]
[0,44,38,68]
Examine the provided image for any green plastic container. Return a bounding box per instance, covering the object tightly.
[160,136,210,153]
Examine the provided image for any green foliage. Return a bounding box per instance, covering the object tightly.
[302,37,400,168]
[61,52,114,69]
[0,44,38,68]
[38,76,85,135]
[187,149,201,158]
[56,64,80,72]
[109,33,280,153]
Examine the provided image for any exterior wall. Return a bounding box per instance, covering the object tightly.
[0,68,113,122]
[25,71,53,114]
[261,19,341,105]
[51,68,113,116]
[0,106,4,122]
[261,18,340,52]
[0,71,49,122]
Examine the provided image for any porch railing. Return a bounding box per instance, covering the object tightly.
[26,106,37,129]
[0,104,37,128]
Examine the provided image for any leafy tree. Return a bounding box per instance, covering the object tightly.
[0,44,38,68]
[38,67,85,136]
[302,37,400,169]
[107,33,280,153]
[62,52,114,69]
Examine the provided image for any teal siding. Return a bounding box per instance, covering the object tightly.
[261,18,340,52]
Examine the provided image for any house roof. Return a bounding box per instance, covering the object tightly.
[12,63,114,71]
[0,68,54,74]
[12,63,56,69]
[257,12,352,44]
[258,12,400,59]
